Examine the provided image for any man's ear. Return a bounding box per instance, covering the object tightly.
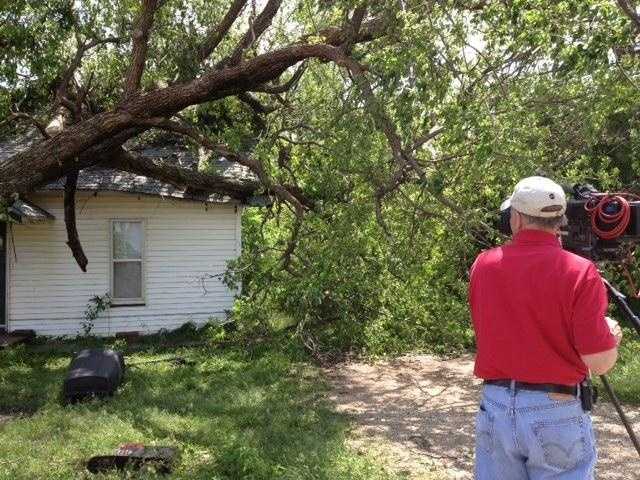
[510,208,521,234]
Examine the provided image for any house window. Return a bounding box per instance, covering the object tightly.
[111,220,144,304]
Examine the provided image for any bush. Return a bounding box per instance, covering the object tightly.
[228,201,479,357]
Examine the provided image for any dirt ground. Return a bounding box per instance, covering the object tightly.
[325,354,640,480]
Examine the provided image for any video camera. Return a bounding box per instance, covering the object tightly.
[499,184,640,261]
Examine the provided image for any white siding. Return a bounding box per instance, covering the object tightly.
[6,192,241,336]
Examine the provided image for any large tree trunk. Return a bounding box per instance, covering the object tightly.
[0,44,342,199]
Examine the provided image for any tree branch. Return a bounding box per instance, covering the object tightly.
[124,43,351,115]
[217,0,283,68]
[411,126,445,151]
[333,50,496,236]
[128,116,313,211]
[57,36,121,119]
[64,170,88,272]
[7,112,50,139]
[281,215,302,271]
[75,70,95,114]
[197,0,248,62]
[252,63,307,94]
[315,16,388,47]
[617,0,640,34]
[2,44,344,197]
[123,0,161,99]
[3,22,388,199]
[109,147,259,198]
[342,5,368,54]
[238,92,277,118]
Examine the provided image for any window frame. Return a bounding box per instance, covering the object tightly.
[110,219,146,306]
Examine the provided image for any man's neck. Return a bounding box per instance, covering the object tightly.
[519,226,558,236]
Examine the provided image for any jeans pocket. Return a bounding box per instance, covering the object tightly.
[532,416,590,470]
[475,405,494,454]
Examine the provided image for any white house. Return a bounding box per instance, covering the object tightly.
[0,134,260,337]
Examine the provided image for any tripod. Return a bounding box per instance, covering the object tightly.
[600,278,640,457]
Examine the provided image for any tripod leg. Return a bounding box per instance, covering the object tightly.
[599,374,640,458]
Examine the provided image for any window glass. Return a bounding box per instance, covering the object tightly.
[113,222,143,259]
[113,262,142,299]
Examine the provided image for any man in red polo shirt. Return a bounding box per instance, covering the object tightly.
[469,176,622,479]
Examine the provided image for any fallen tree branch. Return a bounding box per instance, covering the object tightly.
[2,34,387,199]
[238,92,277,114]
[412,126,445,151]
[330,49,497,237]
[343,4,368,54]
[315,16,388,47]
[128,116,313,211]
[252,63,307,94]
[64,170,88,272]
[123,0,162,99]
[281,214,303,272]
[109,147,259,198]
[75,71,95,115]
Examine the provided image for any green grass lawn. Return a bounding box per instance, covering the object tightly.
[596,326,640,405]
[0,332,406,480]
[10,321,639,480]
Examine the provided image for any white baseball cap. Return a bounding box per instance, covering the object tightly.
[501,176,566,218]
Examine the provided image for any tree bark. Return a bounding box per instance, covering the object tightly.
[64,170,88,272]
[123,0,161,99]
[617,0,640,34]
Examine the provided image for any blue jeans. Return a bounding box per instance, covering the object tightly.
[475,384,597,479]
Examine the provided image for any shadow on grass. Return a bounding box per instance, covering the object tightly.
[0,343,70,415]
[0,339,399,480]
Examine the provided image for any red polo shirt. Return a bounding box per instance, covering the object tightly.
[469,229,616,385]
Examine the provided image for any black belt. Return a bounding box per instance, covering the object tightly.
[483,379,578,396]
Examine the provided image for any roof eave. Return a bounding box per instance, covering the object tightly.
[4,199,55,224]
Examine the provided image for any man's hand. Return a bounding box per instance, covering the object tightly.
[606,316,623,346]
